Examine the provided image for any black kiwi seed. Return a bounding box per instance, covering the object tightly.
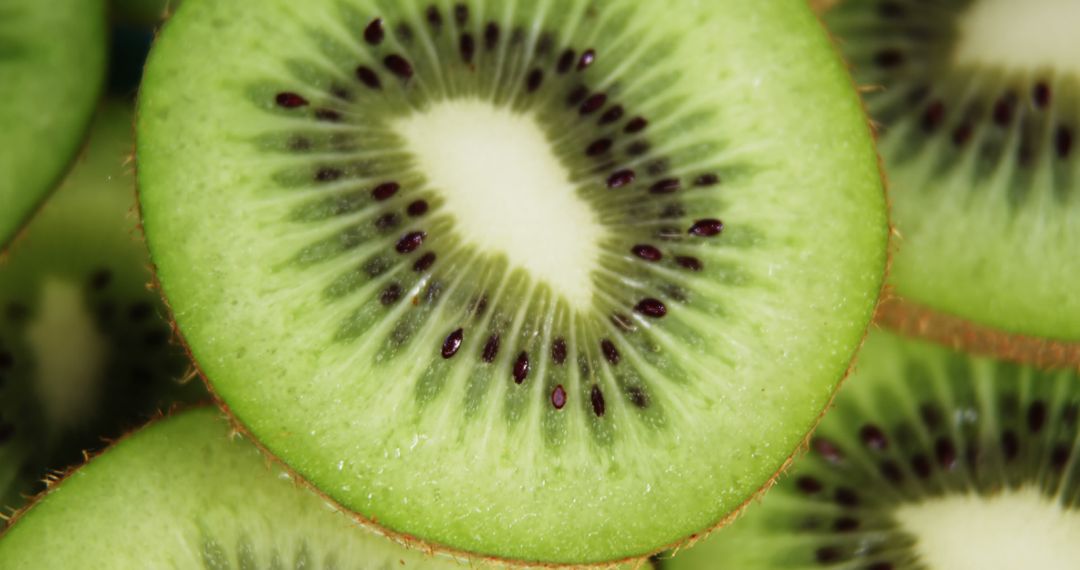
[600,339,620,365]
[607,169,636,189]
[586,138,612,156]
[275,92,308,108]
[459,33,476,64]
[484,22,499,50]
[920,100,945,132]
[425,6,442,28]
[860,424,888,450]
[383,55,414,79]
[406,200,428,217]
[364,18,385,46]
[1001,430,1019,461]
[695,173,720,187]
[634,298,667,318]
[89,268,112,290]
[688,219,723,237]
[380,284,402,305]
[551,339,567,365]
[873,48,904,68]
[579,93,607,115]
[513,352,530,384]
[834,487,859,507]
[1056,126,1073,159]
[796,476,823,494]
[314,109,342,122]
[650,179,680,194]
[526,69,544,92]
[625,117,648,133]
[632,244,662,262]
[557,49,576,73]
[453,3,468,25]
[675,256,703,272]
[578,49,596,71]
[482,334,500,363]
[590,385,606,417]
[1027,400,1047,432]
[551,385,567,410]
[599,105,624,125]
[413,252,436,272]
[356,66,382,89]
[395,231,425,254]
[1033,82,1051,108]
[441,328,464,358]
[372,182,400,201]
[935,437,957,469]
[566,85,589,106]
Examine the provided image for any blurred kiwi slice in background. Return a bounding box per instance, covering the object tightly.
[0,100,205,519]
[822,0,1080,362]
[0,0,107,248]
[659,329,1080,570]
[136,0,887,563]
[2,407,623,569]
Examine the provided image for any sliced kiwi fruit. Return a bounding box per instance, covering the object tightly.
[660,329,1080,569]
[0,0,107,248]
[136,0,887,562]
[823,1,1080,349]
[0,100,205,517]
[0,408,526,568]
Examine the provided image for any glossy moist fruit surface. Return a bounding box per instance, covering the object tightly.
[825,0,1080,341]
[137,0,887,562]
[0,101,203,517]
[0,0,107,248]
[0,408,495,569]
[663,330,1080,570]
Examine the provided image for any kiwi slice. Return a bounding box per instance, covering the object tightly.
[0,408,524,568]
[823,1,1080,348]
[0,0,107,248]
[0,101,204,516]
[660,329,1080,569]
[136,0,887,562]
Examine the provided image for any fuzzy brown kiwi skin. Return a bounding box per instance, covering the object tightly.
[129,6,889,568]
[876,295,1080,371]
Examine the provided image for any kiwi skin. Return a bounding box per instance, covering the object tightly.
[877,296,1080,370]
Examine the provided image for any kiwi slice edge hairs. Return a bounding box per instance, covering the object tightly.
[0,0,107,249]
[137,0,888,563]
[659,328,1080,570]
[0,407,655,569]
[0,100,206,518]
[823,0,1080,348]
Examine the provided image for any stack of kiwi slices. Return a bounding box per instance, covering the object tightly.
[821,0,1080,364]
[132,0,887,563]
[0,0,107,248]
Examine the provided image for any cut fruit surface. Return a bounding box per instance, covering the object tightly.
[0,408,497,568]
[0,0,107,248]
[662,329,1080,570]
[0,101,204,517]
[825,0,1080,342]
[136,0,887,562]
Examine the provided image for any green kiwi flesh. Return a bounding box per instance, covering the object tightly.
[0,101,205,517]
[136,0,887,562]
[0,0,107,248]
[0,408,519,569]
[825,0,1080,342]
[660,329,1080,569]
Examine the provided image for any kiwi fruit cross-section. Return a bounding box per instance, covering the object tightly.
[0,101,205,518]
[823,0,1080,345]
[1,407,570,569]
[659,329,1080,570]
[0,0,107,248]
[136,0,887,562]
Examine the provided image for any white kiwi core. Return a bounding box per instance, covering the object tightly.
[894,488,1080,570]
[397,101,603,310]
[27,279,107,429]
[953,0,1080,74]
